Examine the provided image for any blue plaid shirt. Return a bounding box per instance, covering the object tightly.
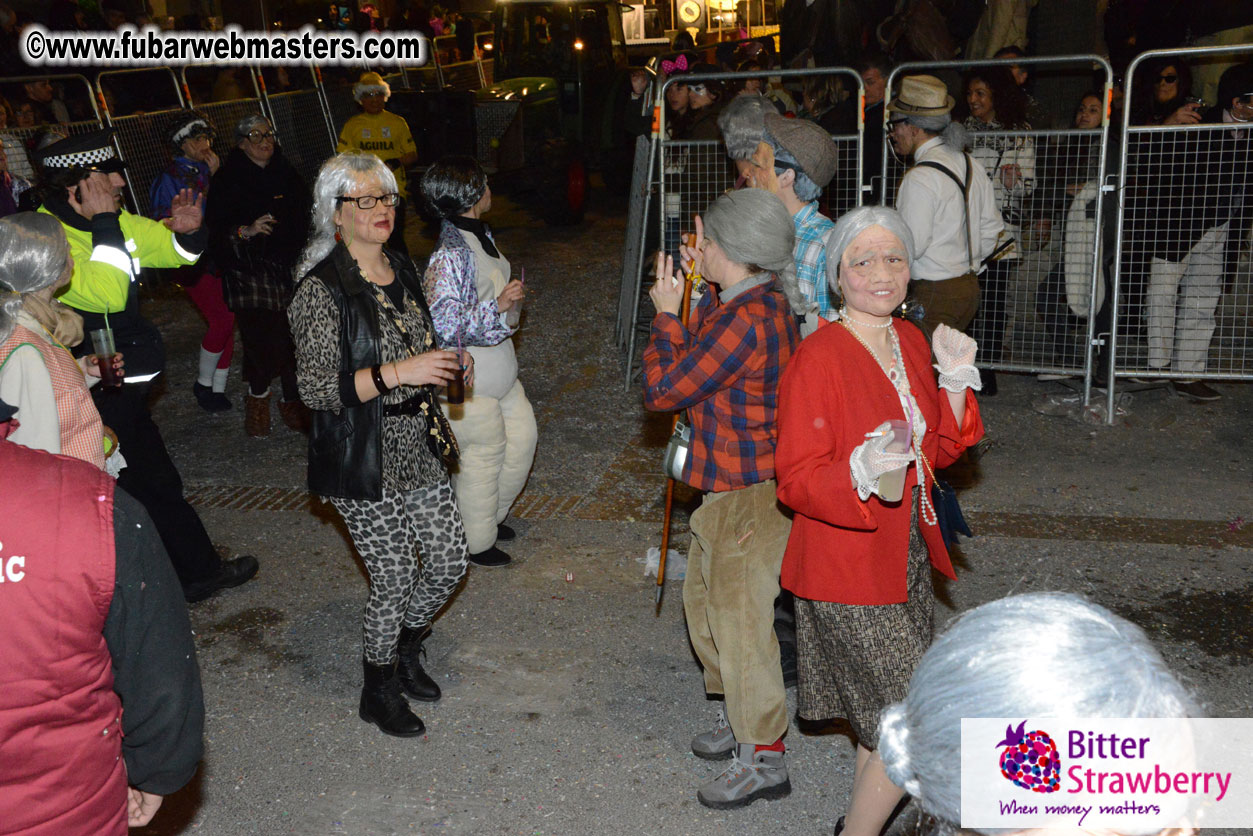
[793,202,837,324]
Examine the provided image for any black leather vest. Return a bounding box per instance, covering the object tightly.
[302,243,434,501]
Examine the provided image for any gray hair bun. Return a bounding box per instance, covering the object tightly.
[877,704,922,799]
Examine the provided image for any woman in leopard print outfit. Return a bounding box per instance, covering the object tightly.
[289,152,471,738]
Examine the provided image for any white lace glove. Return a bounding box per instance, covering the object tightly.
[849,421,916,501]
[932,324,981,393]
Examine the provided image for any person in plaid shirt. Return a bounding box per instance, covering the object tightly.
[642,189,800,811]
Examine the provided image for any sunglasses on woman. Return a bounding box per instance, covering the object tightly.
[1157,74,1178,84]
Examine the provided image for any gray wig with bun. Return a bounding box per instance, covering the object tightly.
[877,592,1198,836]
[701,188,804,316]
[0,212,72,342]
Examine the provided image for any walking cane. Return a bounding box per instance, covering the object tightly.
[656,242,697,608]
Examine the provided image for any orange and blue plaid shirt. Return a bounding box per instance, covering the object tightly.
[643,274,800,492]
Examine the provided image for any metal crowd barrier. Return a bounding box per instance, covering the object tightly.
[430,34,487,91]
[260,65,338,185]
[96,67,188,217]
[619,66,865,390]
[179,65,268,167]
[881,56,1115,396]
[1106,43,1253,421]
[0,74,103,183]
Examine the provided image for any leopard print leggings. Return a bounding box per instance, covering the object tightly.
[331,480,469,665]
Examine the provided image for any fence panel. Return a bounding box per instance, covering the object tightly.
[180,66,268,166]
[97,68,187,217]
[618,66,864,388]
[261,66,337,186]
[617,133,656,352]
[0,74,102,183]
[1106,44,1253,417]
[881,56,1114,386]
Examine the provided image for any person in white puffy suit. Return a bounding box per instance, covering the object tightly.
[420,156,536,567]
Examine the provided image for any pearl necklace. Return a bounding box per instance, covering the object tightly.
[840,307,892,329]
[841,317,901,385]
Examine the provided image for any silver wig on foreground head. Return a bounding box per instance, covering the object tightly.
[877,592,1198,835]
[296,152,399,278]
[0,212,73,343]
[824,205,916,296]
[701,188,804,316]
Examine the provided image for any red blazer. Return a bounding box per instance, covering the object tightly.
[775,319,983,605]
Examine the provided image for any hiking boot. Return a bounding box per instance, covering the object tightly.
[691,707,735,760]
[1171,380,1221,403]
[697,743,791,809]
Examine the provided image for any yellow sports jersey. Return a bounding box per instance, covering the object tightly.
[337,110,417,194]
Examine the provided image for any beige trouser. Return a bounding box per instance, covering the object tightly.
[442,379,538,554]
[683,479,792,746]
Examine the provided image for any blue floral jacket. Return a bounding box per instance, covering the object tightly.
[422,220,514,348]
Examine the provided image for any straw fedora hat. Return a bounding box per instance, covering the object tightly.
[887,74,955,116]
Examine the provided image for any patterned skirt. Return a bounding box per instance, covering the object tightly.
[794,489,935,749]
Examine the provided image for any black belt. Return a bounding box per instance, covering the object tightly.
[382,395,426,417]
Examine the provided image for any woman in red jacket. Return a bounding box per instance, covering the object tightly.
[774,205,984,836]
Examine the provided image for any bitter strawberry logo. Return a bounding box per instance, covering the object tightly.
[996,721,1061,793]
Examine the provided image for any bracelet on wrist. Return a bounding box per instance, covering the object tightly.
[388,363,401,390]
[237,225,249,240]
[370,364,390,395]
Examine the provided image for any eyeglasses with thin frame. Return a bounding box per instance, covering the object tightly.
[246,130,277,143]
[337,192,401,209]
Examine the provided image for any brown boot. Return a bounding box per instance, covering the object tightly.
[244,391,271,437]
[278,398,312,434]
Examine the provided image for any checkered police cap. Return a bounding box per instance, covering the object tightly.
[35,129,126,174]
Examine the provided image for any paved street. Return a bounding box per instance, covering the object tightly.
[134,191,1251,836]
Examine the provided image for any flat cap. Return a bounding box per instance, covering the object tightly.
[763,112,838,188]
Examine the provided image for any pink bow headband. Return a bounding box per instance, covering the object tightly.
[661,54,690,76]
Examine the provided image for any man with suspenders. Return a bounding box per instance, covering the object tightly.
[887,75,1004,336]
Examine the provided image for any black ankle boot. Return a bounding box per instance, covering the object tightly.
[397,625,441,702]
[360,660,426,737]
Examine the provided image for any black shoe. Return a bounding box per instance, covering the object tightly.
[496,523,516,541]
[192,382,232,412]
[834,816,845,836]
[397,625,441,702]
[1170,380,1221,402]
[469,546,512,567]
[360,660,426,737]
[979,368,998,396]
[184,555,259,603]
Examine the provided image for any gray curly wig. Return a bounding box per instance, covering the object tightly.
[296,152,398,279]
[701,189,805,316]
[716,94,773,160]
[0,212,72,343]
[877,592,1198,836]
